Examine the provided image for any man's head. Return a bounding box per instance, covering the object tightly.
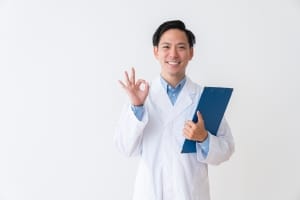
[152,20,195,85]
[152,20,196,48]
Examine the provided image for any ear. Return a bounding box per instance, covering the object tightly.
[189,47,194,60]
[153,46,159,59]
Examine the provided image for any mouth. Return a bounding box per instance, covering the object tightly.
[166,61,181,65]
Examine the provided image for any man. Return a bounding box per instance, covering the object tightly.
[115,20,234,200]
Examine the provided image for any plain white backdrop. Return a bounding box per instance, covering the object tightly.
[1,0,300,199]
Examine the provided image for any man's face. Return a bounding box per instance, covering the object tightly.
[154,29,193,81]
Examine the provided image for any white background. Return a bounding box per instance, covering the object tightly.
[1,0,300,199]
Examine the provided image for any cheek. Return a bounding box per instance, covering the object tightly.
[183,52,192,60]
[158,54,167,61]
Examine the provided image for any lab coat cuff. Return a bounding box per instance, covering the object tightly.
[127,104,148,135]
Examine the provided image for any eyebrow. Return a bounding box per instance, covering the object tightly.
[159,42,188,46]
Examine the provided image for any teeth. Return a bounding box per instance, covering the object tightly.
[168,61,180,65]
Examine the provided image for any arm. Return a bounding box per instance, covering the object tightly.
[183,112,234,165]
[114,68,150,157]
[114,103,148,157]
[196,117,234,165]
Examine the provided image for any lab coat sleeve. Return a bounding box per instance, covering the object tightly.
[196,117,235,165]
[114,103,149,157]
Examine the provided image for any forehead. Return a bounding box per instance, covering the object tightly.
[159,29,189,44]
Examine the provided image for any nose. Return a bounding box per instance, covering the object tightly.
[169,47,178,58]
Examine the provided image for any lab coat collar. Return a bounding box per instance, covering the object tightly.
[149,76,197,124]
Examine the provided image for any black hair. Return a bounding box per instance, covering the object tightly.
[152,20,196,47]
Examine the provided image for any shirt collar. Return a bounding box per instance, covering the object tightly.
[160,76,187,92]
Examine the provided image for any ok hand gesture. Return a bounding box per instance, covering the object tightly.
[118,67,150,106]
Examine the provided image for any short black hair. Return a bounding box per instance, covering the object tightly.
[152,20,196,47]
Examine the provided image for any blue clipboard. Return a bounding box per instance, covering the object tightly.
[181,87,233,153]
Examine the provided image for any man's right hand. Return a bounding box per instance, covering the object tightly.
[118,67,150,106]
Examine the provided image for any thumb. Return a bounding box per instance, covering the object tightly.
[197,111,203,123]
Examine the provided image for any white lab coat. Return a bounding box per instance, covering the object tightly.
[115,76,234,200]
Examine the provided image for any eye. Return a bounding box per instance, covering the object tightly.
[162,45,169,49]
[178,45,186,49]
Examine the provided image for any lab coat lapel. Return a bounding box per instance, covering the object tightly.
[150,77,197,125]
[150,77,173,121]
[171,78,196,121]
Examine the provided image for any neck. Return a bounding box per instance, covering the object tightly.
[161,73,186,87]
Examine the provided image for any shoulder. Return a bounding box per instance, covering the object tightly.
[185,76,203,93]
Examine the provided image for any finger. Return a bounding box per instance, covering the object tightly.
[136,79,144,87]
[144,82,150,94]
[182,128,190,136]
[183,129,192,139]
[184,122,191,129]
[136,78,145,84]
[185,120,194,128]
[136,79,149,90]
[184,123,194,135]
[118,80,126,88]
[130,67,135,84]
[124,71,131,85]
[138,80,150,97]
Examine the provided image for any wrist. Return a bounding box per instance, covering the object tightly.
[197,131,208,143]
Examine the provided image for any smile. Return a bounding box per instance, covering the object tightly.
[166,61,181,65]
